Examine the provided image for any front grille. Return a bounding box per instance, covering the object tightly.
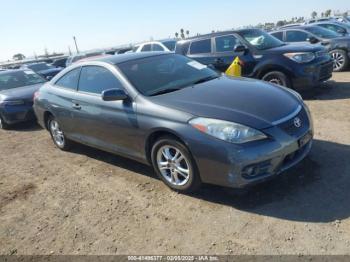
[277,107,309,137]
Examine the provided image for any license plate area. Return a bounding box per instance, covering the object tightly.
[298,132,312,148]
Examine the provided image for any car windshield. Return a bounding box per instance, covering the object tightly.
[162,40,177,51]
[0,71,45,91]
[118,54,219,96]
[238,29,285,50]
[27,63,53,71]
[304,26,341,39]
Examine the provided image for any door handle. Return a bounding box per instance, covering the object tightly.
[72,103,81,110]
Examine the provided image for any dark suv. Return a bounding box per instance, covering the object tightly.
[271,26,350,71]
[175,29,333,89]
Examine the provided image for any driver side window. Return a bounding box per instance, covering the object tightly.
[78,66,124,95]
[286,30,309,42]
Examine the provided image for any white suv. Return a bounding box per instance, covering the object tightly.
[133,40,177,53]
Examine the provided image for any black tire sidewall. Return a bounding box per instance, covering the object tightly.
[331,49,349,72]
[0,115,8,130]
[262,71,291,88]
[151,137,201,192]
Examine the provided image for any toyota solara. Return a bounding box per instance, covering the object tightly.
[34,53,313,192]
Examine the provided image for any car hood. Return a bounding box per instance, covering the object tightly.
[149,76,301,129]
[0,83,43,102]
[264,43,324,54]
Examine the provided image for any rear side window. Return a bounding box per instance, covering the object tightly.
[286,30,309,42]
[215,35,239,52]
[152,44,165,51]
[141,44,152,52]
[271,32,284,41]
[55,68,81,90]
[189,39,211,54]
[78,66,123,95]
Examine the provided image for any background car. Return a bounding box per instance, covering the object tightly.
[270,25,350,71]
[21,62,63,80]
[133,39,177,52]
[312,22,350,36]
[0,69,46,129]
[34,53,313,192]
[65,51,105,67]
[50,57,68,68]
[175,29,333,89]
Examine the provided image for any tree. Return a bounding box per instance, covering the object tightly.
[175,32,179,39]
[180,28,185,39]
[343,11,348,18]
[186,30,190,38]
[325,9,332,17]
[321,12,324,17]
[13,53,25,61]
[311,11,317,18]
[276,20,285,27]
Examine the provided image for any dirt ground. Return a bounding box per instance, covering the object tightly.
[0,72,350,255]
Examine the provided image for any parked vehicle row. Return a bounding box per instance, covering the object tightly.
[175,29,333,89]
[271,25,350,71]
[1,22,348,193]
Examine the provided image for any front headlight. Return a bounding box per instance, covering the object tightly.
[284,52,315,63]
[189,117,267,144]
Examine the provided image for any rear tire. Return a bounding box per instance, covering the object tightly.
[47,116,71,151]
[151,136,202,193]
[262,71,291,88]
[0,115,9,130]
[330,49,349,72]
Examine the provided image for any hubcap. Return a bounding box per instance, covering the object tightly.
[49,120,65,147]
[331,52,345,70]
[156,145,191,186]
[268,77,283,85]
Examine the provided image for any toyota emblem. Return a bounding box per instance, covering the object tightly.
[294,117,302,128]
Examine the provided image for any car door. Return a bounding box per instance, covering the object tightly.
[285,30,312,44]
[186,38,216,67]
[51,67,82,138]
[71,65,139,158]
[212,34,256,75]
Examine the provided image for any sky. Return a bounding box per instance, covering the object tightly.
[1,0,349,61]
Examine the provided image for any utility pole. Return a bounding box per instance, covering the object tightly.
[73,36,79,54]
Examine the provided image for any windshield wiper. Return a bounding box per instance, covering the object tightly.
[149,88,182,96]
[192,75,219,85]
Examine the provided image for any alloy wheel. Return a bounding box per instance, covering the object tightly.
[332,52,345,71]
[49,120,65,147]
[156,145,191,186]
[268,77,283,85]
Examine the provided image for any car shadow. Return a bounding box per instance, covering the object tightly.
[192,139,350,223]
[6,121,42,132]
[69,138,350,223]
[301,80,350,101]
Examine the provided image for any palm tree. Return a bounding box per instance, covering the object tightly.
[175,32,179,39]
[186,30,190,38]
[325,9,332,17]
[180,28,185,39]
[311,11,317,19]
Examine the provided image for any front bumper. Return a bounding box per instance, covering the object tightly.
[292,59,333,90]
[0,104,36,125]
[185,106,313,188]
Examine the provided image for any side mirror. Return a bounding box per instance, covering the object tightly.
[102,89,128,101]
[307,36,319,44]
[234,45,248,53]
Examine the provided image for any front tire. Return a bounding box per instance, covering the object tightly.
[0,115,9,130]
[151,136,201,193]
[330,49,349,72]
[262,71,291,88]
[47,116,71,150]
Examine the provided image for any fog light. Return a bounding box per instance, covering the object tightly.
[242,161,271,178]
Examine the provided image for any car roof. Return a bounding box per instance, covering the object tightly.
[0,69,26,75]
[273,25,318,31]
[92,52,171,65]
[178,29,266,43]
